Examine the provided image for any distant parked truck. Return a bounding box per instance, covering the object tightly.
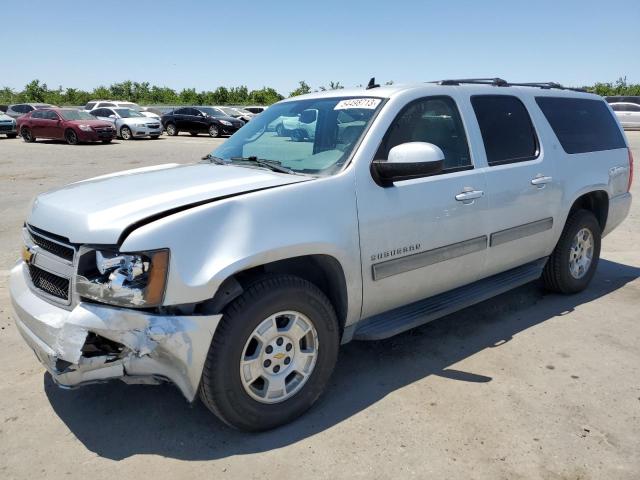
[82,100,160,119]
[6,103,56,119]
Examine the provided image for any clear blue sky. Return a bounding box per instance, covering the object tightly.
[1,0,638,95]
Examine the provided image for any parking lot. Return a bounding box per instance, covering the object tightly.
[0,132,638,479]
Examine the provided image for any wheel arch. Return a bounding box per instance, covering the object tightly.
[198,254,349,334]
[566,190,609,232]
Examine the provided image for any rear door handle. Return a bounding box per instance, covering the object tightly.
[455,188,484,203]
[531,175,553,188]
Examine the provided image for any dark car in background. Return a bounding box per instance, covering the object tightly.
[6,103,56,119]
[161,107,243,137]
[17,108,116,145]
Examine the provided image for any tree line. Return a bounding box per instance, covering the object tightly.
[1,77,638,107]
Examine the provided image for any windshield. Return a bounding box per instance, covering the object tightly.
[118,103,141,111]
[220,107,241,116]
[114,108,144,118]
[211,96,383,176]
[60,110,95,120]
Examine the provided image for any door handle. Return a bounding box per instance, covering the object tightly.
[455,188,484,203]
[531,175,552,188]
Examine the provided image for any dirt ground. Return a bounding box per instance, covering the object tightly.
[0,132,638,480]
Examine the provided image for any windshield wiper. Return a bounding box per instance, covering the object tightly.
[201,153,227,165]
[230,156,297,175]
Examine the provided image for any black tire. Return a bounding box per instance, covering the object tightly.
[189,132,199,136]
[199,274,339,431]
[165,123,178,136]
[120,126,132,140]
[21,128,35,143]
[65,129,78,145]
[208,124,220,138]
[6,133,17,139]
[543,209,601,294]
[275,123,284,137]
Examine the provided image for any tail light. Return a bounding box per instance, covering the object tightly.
[628,148,634,192]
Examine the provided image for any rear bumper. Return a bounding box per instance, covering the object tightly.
[9,262,222,401]
[603,192,632,237]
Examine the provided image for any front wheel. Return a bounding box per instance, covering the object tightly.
[120,126,132,140]
[199,275,339,431]
[543,209,601,294]
[208,124,220,137]
[65,129,78,145]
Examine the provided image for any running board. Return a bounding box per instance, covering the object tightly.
[353,258,547,341]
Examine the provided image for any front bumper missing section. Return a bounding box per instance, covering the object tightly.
[10,262,222,401]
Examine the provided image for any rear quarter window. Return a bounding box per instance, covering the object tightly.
[535,97,626,154]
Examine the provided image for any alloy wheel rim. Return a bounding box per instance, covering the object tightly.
[122,128,131,140]
[167,125,175,135]
[67,131,76,143]
[569,227,594,279]
[240,311,318,404]
[210,126,218,136]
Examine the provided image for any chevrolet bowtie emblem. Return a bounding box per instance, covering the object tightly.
[21,245,34,264]
[273,353,286,360]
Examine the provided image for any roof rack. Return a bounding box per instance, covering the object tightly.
[432,78,585,92]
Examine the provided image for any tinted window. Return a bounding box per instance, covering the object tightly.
[44,111,59,120]
[375,96,472,171]
[85,102,96,110]
[98,103,115,108]
[471,95,538,165]
[174,108,188,115]
[31,111,45,119]
[627,104,640,112]
[610,104,623,112]
[535,97,626,154]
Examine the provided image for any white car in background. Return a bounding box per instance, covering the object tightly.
[610,102,640,129]
[90,107,162,139]
[83,100,161,120]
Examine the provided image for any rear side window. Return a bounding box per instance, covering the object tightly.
[85,102,96,110]
[535,97,625,154]
[471,95,538,165]
[31,110,44,119]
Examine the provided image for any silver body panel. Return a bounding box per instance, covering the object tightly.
[10,83,633,398]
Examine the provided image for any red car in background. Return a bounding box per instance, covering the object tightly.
[17,108,116,145]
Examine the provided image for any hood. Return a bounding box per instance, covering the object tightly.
[120,116,159,126]
[28,163,309,244]
[68,119,113,128]
[140,111,160,119]
[0,113,13,122]
[211,115,241,123]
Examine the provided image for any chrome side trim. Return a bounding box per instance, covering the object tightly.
[490,217,554,247]
[372,236,487,281]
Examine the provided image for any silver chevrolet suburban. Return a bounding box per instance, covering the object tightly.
[10,78,633,431]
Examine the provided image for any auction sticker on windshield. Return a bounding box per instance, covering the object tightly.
[334,98,382,110]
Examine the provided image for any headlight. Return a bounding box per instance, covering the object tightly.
[219,120,232,126]
[75,249,169,308]
[78,124,93,132]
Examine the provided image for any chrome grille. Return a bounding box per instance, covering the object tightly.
[147,123,160,129]
[28,264,70,301]
[29,230,75,261]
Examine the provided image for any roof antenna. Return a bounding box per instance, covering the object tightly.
[366,77,380,90]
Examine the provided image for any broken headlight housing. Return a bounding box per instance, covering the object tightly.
[75,249,169,308]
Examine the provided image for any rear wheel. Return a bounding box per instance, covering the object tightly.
[199,275,339,431]
[120,126,132,140]
[208,124,220,137]
[165,123,178,136]
[21,128,35,143]
[543,209,601,294]
[275,123,284,137]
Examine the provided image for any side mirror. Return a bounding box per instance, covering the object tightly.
[371,142,444,187]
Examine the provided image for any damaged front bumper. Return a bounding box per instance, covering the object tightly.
[9,262,222,401]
